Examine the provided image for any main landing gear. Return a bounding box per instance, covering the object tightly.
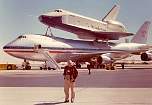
[22,59,31,70]
[75,61,81,69]
[40,61,56,70]
[105,63,116,70]
[121,63,125,69]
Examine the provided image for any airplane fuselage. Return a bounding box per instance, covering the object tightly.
[3,34,115,62]
[3,34,148,63]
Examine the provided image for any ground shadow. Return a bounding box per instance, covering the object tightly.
[35,101,65,105]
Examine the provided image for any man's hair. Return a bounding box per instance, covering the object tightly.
[67,60,74,66]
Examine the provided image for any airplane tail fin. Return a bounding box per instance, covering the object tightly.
[102,5,120,21]
[131,21,151,44]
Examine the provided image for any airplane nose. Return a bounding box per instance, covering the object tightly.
[3,43,11,53]
[3,39,16,53]
[3,45,8,51]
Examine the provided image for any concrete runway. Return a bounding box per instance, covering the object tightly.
[1,65,152,105]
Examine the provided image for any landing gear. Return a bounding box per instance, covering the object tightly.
[87,64,91,75]
[121,63,125,69]
[40,61,56,70]
[105,63,116,70]
[22,59,31,70]
[7,64,13,70]
[76,61,81,69]
[97,56,103,69]
[97,64,105,69]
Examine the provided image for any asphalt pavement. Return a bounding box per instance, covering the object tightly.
[0,66,152,105]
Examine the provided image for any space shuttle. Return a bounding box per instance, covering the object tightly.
[39,5,133,41]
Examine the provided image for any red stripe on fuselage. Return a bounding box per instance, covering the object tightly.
[4,50,74,53]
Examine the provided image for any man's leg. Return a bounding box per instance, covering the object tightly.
[70,82,75,103]
[64,79,70,102]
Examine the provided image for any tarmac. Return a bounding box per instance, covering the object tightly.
[0,65,152,105]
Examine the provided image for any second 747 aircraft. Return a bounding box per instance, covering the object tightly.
[3,21,151,70]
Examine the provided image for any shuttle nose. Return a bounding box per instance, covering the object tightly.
[39,15,46,22]
[39,15,53,24]
[39,15,62,26]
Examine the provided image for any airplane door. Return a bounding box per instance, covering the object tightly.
[62,16,68,24]
[105,23,108,32]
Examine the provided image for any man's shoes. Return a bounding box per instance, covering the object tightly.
[64,100,69,103]
[71,99,74,103]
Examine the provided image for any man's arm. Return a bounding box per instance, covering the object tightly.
[73,66,78,79]
[63,66,67,76]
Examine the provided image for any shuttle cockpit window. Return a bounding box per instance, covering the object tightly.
[54,9,62,12]
[17,35,26,39]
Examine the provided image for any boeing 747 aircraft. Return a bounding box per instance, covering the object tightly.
[39,5,133,41]
[3,21,151,70]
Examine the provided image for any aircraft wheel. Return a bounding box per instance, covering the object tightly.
[48,67,51,70]
[77,64,81,69]
[25,66,31,70]
[111,66,115,70]
[106,66,109,70]
[100,64,105,69]
[7,65,12,70]
[121,63,125,69]
[28,66,31,70]
[52,68,56,70]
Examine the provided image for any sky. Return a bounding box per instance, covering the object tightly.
[0,0,152,63]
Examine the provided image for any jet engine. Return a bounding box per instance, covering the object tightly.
[96,54,115,70]
[141,52,152,61]
[97,54,112,64]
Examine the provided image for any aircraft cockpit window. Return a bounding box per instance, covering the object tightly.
[54,10,62,12]
[119,25,125,29]
[17,35,26,39]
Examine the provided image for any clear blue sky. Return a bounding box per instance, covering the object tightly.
[0,0,152,63]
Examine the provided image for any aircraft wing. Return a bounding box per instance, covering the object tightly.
[92,31,134,40]
[72,49,128,55]
[80,45,152,57]
[139,45,152,50]
[71,26,134,40]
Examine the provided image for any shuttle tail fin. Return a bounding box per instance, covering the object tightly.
[102,5,120,21]
[131,21,151,44]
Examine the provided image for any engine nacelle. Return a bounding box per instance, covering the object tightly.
[97,55,112,64]
[141,52,152,61]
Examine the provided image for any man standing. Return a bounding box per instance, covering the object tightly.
[63,60,78,103]
[86,62,91,75]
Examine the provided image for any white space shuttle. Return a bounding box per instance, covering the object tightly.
[39,5,133,41]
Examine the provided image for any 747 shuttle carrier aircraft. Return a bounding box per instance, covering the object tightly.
[3,21,151,70]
